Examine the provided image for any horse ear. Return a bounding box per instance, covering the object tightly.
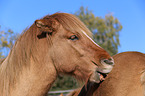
[35,20,45,28]
[35,19,56,35]
[35,20,53,39]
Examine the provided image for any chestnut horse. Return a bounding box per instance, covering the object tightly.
[0,13,114,96]
[68,52,145,96]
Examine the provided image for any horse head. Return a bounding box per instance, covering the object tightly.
[34,13,114,83]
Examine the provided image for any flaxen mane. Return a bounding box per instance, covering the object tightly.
[43,13,93,38]
[0,24,38,95]
[0,58,5,65]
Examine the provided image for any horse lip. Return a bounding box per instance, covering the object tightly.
[91,61,109,82]
[96,71,108,81]
[97,71,108,78]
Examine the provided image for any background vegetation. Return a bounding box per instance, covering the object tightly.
[0,6,122,91]
[0,26,18,58]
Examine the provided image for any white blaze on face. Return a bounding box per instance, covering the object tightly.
[81,30,102,48]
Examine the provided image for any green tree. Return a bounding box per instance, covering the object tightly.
[0,26,17,58]
[74,6,123,56]
[51,75,78,91]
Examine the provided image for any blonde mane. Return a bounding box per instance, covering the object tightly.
[0,24,38,95]
[44,13,93,38]
[0,13,93,95]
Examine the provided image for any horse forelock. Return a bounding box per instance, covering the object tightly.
[44,13,93,38]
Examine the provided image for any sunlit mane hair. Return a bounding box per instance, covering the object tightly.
[0,13,93,95]
[44,13,93,38]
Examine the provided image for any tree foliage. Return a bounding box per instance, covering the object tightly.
[0,26,17,58]
[74,6,123,56]
[51,75,79,91]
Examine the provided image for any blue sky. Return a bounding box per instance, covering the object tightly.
[0,0,145,54]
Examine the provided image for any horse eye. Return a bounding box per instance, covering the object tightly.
[69,35,78,41]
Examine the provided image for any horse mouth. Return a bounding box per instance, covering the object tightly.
[89,70,108,83]
[92,61,107,81]
[97,71,107,81]
[89,61,108,83]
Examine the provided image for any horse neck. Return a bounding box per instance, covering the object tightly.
[0,28,57,96]
[9,56,57,96]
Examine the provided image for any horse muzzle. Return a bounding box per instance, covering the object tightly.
[90,58,114,83]
[99,58,114,73]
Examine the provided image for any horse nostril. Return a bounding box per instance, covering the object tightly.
[103,59,114,65]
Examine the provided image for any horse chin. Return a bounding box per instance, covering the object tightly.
[89,71,108,83]
[90,60,114,83]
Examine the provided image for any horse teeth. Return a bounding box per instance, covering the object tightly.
[100,74,105,81]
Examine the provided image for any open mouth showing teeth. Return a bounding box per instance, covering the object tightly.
[97,71,107,81]
[92,61,108,82]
